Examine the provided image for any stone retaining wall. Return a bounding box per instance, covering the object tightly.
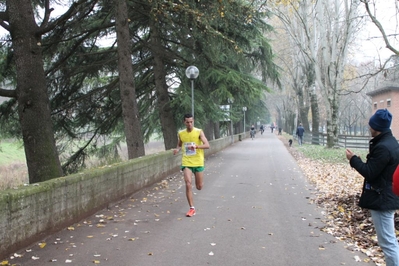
[0,134,243,259]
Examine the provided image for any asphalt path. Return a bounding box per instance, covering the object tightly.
[7,132,371,266]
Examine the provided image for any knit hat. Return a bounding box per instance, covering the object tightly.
[369,109,392,131]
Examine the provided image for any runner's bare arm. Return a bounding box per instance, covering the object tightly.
[197,130,210,149]
[173,136,183,155]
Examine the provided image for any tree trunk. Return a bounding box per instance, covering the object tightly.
[149,17,178,150]
[204,121,214,141]
[326,92,339,148]
[213,122,221,139]
[115,0,145,158]
[284,109,296,136]
[297,86,310,132]
[310,87,320,144]
[8,0,63,183]
[276,108,283,131]
[326,119,335,147]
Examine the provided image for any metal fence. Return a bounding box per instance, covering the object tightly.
[294,133,371,149]
[291,131,399,149]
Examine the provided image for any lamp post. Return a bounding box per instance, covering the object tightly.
[228,98,234,143]
[242,107,247,136]
[185,66,199,117]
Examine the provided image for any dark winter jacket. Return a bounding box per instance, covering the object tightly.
[296,126,305,137]
[350,130,399,210]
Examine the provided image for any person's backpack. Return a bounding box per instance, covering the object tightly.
[393,165,399,196]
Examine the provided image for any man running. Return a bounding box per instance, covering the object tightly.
[173,114,210,217]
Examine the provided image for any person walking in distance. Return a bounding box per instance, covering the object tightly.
[346,109,399,266]
[260,124,264,135]
[173,114,210,217]
[250,124,256,139]
[296,123,305,146]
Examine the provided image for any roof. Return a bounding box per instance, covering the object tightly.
[367,86,399,97]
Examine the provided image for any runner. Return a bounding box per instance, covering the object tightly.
[173,114,210,217]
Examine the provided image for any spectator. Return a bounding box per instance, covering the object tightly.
[346,109,399,266]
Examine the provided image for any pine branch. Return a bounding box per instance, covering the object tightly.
[0,88,16,98]
[37,0,97,35]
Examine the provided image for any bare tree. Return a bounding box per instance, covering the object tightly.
[271,0,361,147]
[361,0,399,56]
[270,10,312,131]
[340,92,371,135]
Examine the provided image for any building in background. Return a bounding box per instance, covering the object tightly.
[367,86,399,138]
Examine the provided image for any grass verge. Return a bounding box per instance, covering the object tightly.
[0,140,28,190]
[0,140,26,166]
[296,143,368,164]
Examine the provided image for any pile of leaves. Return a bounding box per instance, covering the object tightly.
[284,142,388,265]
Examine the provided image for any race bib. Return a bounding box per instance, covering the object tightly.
[184,142,197,156]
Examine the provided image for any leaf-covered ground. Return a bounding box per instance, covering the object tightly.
[280,136,398,266]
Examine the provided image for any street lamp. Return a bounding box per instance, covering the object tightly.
[228,98,234,143]
[242,107,247,135]
[185,66,199,117]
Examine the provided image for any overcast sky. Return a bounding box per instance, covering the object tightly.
[355,0,398,62]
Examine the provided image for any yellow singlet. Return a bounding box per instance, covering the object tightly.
[179,127,205,167]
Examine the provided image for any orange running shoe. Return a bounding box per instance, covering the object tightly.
[186,208,196,217]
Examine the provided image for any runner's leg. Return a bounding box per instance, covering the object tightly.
[194,171,204,191]
[183,168,194,207]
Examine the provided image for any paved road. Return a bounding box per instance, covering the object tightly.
[7,133,371,266]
